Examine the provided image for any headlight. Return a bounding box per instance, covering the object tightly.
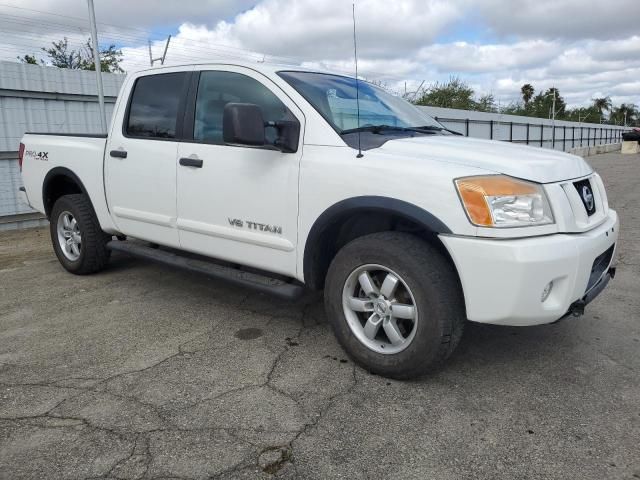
[455,175,554,228]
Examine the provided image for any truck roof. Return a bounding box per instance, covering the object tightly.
[128,60,353,79]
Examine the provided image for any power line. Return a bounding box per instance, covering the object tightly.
[0,5,297,62]
[0,20,298,69]
[0,12,427,99]
[0,5,414,83]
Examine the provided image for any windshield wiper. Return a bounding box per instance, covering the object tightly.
[413,125,464,136]
[340,124,463,136]
[340,125,409,135]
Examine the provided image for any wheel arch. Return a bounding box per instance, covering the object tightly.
[42,167,91,219]
[303,196,455,290]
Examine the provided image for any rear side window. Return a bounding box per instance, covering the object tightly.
[193,71,291,144]
[126,73,187,139]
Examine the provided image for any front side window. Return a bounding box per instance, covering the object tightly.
[278,71,442,133]
[126,72,187,139]
[193,71,292,144]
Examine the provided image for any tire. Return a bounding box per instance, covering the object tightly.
[324,232,465,379]
[49,194,111,275]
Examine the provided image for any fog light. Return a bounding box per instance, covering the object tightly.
[541,281,553,303]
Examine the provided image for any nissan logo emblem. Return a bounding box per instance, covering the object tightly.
[582,185,594,211]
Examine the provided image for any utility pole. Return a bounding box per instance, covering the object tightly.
[87,0,106,134]
[550,87,556,149]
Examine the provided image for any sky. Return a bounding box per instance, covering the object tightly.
[1,0,639,109]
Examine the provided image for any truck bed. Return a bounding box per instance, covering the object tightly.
[24,132,108,138]
[19,132,117,233]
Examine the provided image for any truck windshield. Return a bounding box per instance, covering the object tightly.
[278,71,443,134]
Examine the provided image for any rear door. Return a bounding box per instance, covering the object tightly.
[105,69,191,247]
[176,66,304,276]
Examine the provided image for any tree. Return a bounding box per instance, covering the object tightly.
[565,105,599,123]
[82,41,124,73]
[415,76,497,112]
[476,93,497,113]
[415,77,476,110]
[521,84,534,107]
[500,101,526,116]
[592,97,612,120]
[17,54,40,65]
[610,104,638,126]
[546,87,565,118]
[41,37,124,73]
[519,87,567,120]
[43,38,83,69]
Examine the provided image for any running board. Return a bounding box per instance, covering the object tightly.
[106,241,305,300]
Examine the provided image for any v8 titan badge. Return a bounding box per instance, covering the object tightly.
[228,218,283,235]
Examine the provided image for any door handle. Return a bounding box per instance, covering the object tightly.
[179,157,203,168]
[110,150,127,158]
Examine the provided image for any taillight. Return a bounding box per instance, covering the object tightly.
[18,142,25,171]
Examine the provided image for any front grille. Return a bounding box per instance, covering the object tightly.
[573,179,597,216]
[587,245,614,291]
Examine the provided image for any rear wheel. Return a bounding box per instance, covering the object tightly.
[50,194,111,274]
[324,232,465,379]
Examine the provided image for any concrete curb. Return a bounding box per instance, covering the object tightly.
[568,143,622,157]
[0,212,48,231]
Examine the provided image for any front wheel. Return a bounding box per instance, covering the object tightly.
[50,194,111,275]
[324,232,465,379]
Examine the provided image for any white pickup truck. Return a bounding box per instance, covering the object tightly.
[19,62,618,378]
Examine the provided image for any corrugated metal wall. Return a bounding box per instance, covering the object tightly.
[0,159,28,215]
[0,61,125,229]
[0,98,117,152]
[0,61,124,149]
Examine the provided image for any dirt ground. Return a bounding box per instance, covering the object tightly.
[0,151,639,479]
[0,227,50,270]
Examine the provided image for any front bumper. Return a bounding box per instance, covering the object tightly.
[440,210,619,326]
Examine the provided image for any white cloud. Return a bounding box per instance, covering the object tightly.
[1,0,638,109]
[416,40,560,73]
[474,0,640,40]
[2,0,254,29]
[219,0,462,59]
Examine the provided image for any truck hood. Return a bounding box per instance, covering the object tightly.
[377,135,592,183]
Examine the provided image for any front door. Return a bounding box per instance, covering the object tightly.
[176,67,304,276]
[105,70,191,247]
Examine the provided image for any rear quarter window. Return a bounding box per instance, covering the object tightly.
[126,72,188,139]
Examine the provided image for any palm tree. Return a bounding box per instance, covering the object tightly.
[611,104,638,126]
[521,84,534,107]
[592,96,612,121]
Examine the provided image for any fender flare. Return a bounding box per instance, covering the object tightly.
[42,167,90,218]
[303,196,452,288]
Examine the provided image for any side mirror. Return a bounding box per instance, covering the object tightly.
[223,103,265,147]
[271,120,300,154]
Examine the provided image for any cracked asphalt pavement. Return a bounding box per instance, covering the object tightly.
[1,151,639,479]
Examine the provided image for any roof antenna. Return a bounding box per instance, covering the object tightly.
[352,3,363,158]
[148,35,171,66]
